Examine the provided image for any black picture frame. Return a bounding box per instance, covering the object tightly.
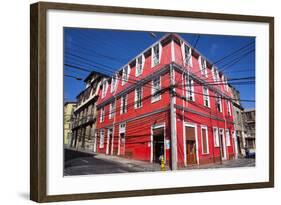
[30,2,274,202]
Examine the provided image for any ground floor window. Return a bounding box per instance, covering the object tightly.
[201,126,209,154]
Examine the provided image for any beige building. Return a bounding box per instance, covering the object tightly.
[230,86,246,157]
[64,102,77,145]
[70,71,107,151]
[242,109,256,153]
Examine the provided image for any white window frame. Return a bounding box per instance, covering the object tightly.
[182,43,192,67]
[203,86,210,107]
[110,75,118,93]
[99,129,105,148]
[122,65,130,86]
[212,66,219,82]
[216,95,223,112]
[134,86,143,109]
[120,94,127,114]
[109,102,115,119]
[151,76,161,103]
[227,100,232,116]
[213,127,220,147]
[101,80,108,98]
[201,126,209,154]
[185,75,195,101]
[226,129,231,146]
[151,43,161,67]
[99,107,105,122]
[199,56,208,77]
[135,54,144,77]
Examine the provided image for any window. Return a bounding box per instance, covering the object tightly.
[136,55,144,76]
[151,77,161,102]
[134,87,142,108]
[212,67,219,82]
[227,100,232,116]
[216,95,222,112]
[101,80,108,98]
[203,86,210,107]
[100,107,105,122]
[120,95,127,114]
[201,126,209,154]
[122,65,130,86]
[199,56,208,77]
[185,75,194,101]
[110,75,117,93]
[226,129,231,146]
[152,44,160,66]
[99,130,104,148]
[213,127,219,147]
[109,102,115,119]
[183,44,192,66]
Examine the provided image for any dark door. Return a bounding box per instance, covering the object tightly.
[108,129,113,155]
[186,140,197,164]
[153,127,164,163]
[185,126,197,165]
[119,133,125,156]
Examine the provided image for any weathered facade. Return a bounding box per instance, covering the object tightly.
[70,71,107,151]
[64,102,77,145]
[231,86,246,157]
[93,34,237,168]
[242,109,256,153]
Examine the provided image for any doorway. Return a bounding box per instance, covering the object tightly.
[152,126,164,164]
[107,128,113,155]
[185,125,197,165]
[219,129,227,160]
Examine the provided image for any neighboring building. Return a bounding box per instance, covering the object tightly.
[242,109,256,153]
[94,33,236,168]
[230,86,246,157]
[70,71,108,151]
[64,102,77,145]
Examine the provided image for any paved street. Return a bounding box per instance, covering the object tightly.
[64,148,255,176]
[64,149,142,175]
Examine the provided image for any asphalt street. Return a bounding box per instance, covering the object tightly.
[64,149,140,175]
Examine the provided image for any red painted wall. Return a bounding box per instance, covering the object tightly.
[95,34,235,167]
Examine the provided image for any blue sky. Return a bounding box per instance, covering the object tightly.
[64,28,255,109]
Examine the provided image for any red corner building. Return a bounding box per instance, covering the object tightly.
[94,34,237,169]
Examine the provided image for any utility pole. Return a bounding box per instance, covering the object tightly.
[170,64,177,170]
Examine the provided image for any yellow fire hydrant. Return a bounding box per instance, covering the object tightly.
[161,158,165,171]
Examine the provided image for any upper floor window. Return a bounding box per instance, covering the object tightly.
[136,55,144,77]
[100,107,105,122]
[101,80,108,98]
[152,44,160,67]
[199,56,208,77]
[185,75,194,101]
[216,95,222,112]
[134,86,143,109]
[151,77,161,102]
[212,67,219,82]
[109,102,115,119]
[120,94,127,114]
[122,65,130,86]
[227,100,232,116]
[110,75,118,93]
[203,86,210,107]
[213,127,219,147]
[183,43,192,66]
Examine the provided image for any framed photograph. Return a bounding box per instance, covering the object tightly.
[30,2,274,202]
